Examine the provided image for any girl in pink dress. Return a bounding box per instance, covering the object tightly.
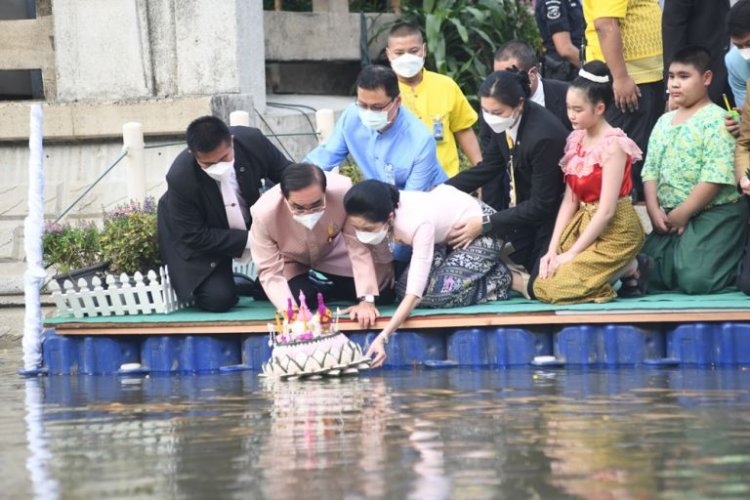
[533,61,649,304]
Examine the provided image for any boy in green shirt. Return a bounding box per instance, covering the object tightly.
[642,46,748,294]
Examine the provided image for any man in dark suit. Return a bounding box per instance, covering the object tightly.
[157,116,291,312]
[448,99,568,296]
[479,40,571,210]
[662,0,732,108]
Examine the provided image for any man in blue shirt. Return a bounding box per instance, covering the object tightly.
[726,0,750,110]
[304,65,447,191]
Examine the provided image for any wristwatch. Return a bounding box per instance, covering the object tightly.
[481,214,493,235]
[359,295,375,303]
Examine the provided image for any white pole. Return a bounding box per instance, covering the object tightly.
[315,109,335,144]
[230,110,251,127]
[122,122,146,203]
[22,104,47,372]
[24,380,59,498]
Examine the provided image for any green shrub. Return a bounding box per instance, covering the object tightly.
[42,221,102,273]
[99,197,161,276]
[397,0,541,104]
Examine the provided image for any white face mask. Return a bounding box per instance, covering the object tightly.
[359,107,391,131]
[740,47,750,61]
[355,226,389,245]
[391,53,425,78]
[483,111,517,134]
[292,211,324,231]
[204,160,234,181]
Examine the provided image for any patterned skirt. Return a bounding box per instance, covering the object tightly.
[533,197,644,304]
[396,203,512,308]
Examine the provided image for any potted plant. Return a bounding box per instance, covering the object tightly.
[99,197,162,278]
[42,220,109,289]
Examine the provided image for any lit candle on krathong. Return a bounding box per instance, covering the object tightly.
[275,311,283,334]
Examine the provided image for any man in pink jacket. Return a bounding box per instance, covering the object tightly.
[249,163,393,327]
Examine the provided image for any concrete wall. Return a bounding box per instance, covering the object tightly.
[51,0,266,109]
[264,11,396,62]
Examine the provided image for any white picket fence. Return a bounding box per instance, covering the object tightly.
[49,261,258,319]
[48,266,190,318]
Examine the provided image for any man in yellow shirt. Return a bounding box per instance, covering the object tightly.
[583,0,664,199]
[386,22,482,177]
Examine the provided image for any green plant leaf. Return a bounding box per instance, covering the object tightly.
[448,18,469,43]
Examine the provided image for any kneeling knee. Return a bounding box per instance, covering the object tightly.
[194,291,238,313]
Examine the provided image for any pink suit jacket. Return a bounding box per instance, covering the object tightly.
[250,172,392,310]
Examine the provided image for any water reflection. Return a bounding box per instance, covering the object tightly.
[2,358,750,499]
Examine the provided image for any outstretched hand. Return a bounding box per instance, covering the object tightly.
[366,334,388,368]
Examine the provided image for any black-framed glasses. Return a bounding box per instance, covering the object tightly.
[355,99,395,112]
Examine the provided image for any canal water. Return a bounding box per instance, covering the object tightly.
[2,344,750,499]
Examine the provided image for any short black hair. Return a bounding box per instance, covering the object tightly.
[670,45,712,74]
[570,61,614,110]
[280,163,327,199]
[186,116,231,154]
[728,0,750,38]
[479,69,531,107]
[494,40,538,71]
[356,65,400,100]
[388,22,423,42]
[343,180,400,223]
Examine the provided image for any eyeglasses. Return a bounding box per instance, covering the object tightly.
[287,199,326,215]
[355,99,395,112]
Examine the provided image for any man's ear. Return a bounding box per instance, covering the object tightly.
[703,69,714,87]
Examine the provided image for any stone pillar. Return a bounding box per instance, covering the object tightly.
[51,0,266,111]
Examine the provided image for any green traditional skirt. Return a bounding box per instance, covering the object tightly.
[642,200,749,294]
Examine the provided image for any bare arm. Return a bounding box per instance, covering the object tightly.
[538,184,579,279]
[594,17,641,112]
[454,127,483,166]
[551,31,581,67]
[365,293,421,367]
[563,142,626,255]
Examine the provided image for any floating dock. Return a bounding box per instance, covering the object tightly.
[39,293,750,374]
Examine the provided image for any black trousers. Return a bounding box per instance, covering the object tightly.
[193,258,239,313]
[255,270,396,309]
[605,80,665,200]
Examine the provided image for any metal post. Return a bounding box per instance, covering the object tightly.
[230,110,251,127]
[122,122,146,203]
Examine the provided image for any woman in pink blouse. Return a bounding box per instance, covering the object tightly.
[344,180,524,367]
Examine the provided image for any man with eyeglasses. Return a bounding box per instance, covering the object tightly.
[157,115,291,312]
[250,163,394,327]
[304,64,447,192]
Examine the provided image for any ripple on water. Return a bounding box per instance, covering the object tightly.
[2,346,750,498]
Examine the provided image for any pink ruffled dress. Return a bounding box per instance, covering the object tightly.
[560,128,643,202]
[533,128,646,305]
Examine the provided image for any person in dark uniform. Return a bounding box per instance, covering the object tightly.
[479,41,572,210]
[157,116,291,312]
[446,70,567,298]
[535,0,585,81]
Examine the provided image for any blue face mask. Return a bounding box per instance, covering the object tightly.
[358,108,391,131]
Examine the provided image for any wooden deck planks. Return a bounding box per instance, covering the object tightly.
[47,308,750,335]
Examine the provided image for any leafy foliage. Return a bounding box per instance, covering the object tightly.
[99,197,162,275]
[398,0,541,104]
[42,221,102,273]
